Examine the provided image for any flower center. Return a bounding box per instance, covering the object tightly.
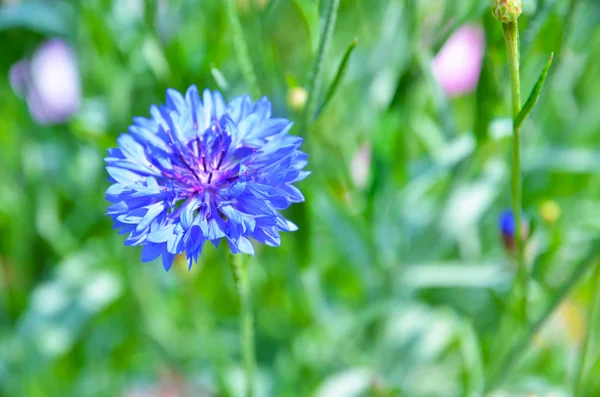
[165,119,243,196]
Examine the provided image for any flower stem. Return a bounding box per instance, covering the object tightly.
[229,254,255,397]
[574,257,600,397]
[315,36,358,119]
[301,0,340,134]
[224,0,261,98]
[503,20,527,318]
[484,19,528,393]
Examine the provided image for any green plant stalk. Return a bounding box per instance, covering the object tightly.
[315,36,358,119]
[485,20,527,393]
[485,239,600,392]
[301,0,340,134]
[229,254,255,397]
[502,21,528,319]
[574,258,600,397]
[224,0,261,98]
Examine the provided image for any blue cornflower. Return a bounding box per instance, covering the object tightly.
[498,209,516,237]
[105,86,309,270]
[498,209,528,251]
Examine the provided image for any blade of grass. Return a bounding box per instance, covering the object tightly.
[315,37,358,119]
[301,0,340,135]
[224,0,261,97]
[574,258,600,397]
[293,0,320,53]
[514,53,554,130]
[263,0,280,16]
[485,238,600,393]
[210,64,230,91]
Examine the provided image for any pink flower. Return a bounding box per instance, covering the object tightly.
[9,38,81,125]
[431,25,485,97]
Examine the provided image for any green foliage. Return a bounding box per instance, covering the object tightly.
[1,0,600,396]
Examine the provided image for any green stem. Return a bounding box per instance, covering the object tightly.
[485,21,528,393]
[224,0,261,98]
[301,0,340,134]
[229,254,255,397]
[315,37,358,119]
[503,21,523,264]
[574,258,600,397]
[502,21,529,325]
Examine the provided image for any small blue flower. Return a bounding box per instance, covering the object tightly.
[105,86,309,271]
[498,209,529,251]
[498,209,516,237]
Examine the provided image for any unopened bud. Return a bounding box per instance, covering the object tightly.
[491,0,523,23]
[540,200,561,224]
[287,87,307,112]
[498,209,529,252]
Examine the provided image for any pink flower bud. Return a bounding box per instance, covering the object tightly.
[431,25,485,97]
[9,39,81,125]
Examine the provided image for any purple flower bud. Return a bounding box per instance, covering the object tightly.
[9,59,30,97]
[432,25,485,97]
[8,38,81,125]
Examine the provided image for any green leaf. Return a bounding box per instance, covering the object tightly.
[210,64,231,91]
[301,0,340,134]
[315,37,358,119]
[313,368,371,397]
[224,0,260,97]
[574,260,600,397]
[485,238,600,393]
[0,2,74,35]
[293,0,320,52]
[515,53,554,129]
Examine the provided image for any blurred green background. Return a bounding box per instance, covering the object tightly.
[1,0,600,396]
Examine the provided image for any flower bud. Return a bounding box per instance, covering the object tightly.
[540,200,561,224]
[491,0,523,24]
[9,38,81,125]
[498,209,528,252]
[287,87,308,112]
[350,143,371,189]
[431,25,485,97]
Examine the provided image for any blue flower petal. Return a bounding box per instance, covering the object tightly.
[142,242,164,262]
[106,166,144,185]
[148,224,176,243]
[162,252,175,271]
[236,236,254,255]
[166,88,186,112]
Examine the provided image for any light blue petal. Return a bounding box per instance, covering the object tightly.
[148,224,176,242]
[203,89,214,122]
[106,166,144,185]
[213,90,226,118]
[166,88,186,112]
[236,236,254,255]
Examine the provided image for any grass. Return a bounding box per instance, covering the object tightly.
[1,0,600,396]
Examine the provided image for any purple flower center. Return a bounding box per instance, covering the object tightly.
[164,118,246,198]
